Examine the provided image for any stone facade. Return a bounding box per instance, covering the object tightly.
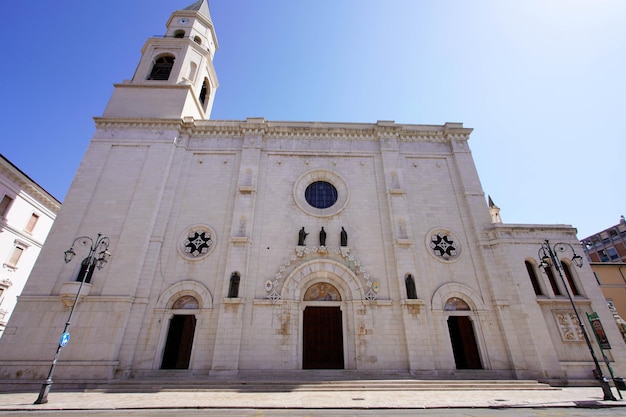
[0,1,624,385]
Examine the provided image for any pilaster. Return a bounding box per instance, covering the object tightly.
[376,122,435,371]
[211,119,263,372]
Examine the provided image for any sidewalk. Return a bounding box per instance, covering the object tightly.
[1,387,626,411]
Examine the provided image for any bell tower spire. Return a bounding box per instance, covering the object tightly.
[103,0,219,120]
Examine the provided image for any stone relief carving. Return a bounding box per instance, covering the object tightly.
[607,302,626,342]
[265,237,377,304]
[553,310,585,342]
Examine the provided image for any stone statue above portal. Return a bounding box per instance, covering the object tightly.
[298,227,309,246]
[340,227,348,246]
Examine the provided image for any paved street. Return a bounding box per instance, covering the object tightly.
[1,408,626,417]
[1,385,626,416]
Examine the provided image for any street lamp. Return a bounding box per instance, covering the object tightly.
[537,239,616,401]
[34,233,111,405]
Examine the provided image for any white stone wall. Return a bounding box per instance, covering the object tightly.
[0,156,59,339]
[1,120,623,384]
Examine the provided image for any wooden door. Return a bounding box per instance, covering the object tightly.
[448,315,482,370]
[161,315,196,369]
[303,307,344,369]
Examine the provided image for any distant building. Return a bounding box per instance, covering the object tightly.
[0,154,60,337]
[581,217,626,263]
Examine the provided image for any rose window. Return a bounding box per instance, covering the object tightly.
[178,225,216,260]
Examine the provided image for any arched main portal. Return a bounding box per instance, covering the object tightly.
[281,259,364,370]
[302,282,344,369]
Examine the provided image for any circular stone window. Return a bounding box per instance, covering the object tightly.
[178,224,216,260]
[425,227,462,263]
[294,170,349,217]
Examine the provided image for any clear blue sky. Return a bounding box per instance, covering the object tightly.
[1,0,624,239]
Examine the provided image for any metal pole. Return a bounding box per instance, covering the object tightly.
[544,240,616,401]
[586,312,622,399]
[34,234,104,405]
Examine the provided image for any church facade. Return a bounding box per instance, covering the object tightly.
[1,1,624,385]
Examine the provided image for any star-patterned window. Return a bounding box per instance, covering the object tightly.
[430,234,456,259]
[178,225,216,260]
[426,229,461,262]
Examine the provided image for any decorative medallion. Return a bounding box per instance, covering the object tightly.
[364,289,377,301]
[267,290,282,303]
[425,228,461,262]
[178,225,216,260]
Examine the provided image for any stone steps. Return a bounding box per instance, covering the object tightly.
[89,379,557,393]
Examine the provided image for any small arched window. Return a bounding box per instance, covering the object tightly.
[76,257,96,284]
[525,260,543,296]
[194,36,202,45]
[148,55,175,80]
[561,261,581,296]
[174,30,185,38]
[188,62,198,81]
[228,272,240,298]
[199,78,209,107]
[405,274,417,299]
[544,266,562,296]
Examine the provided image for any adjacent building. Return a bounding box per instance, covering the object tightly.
[580,218,626,336]
[591,262,626,325]
[0,154,60,338]
[581,217,626,264]
[0,1,624,386]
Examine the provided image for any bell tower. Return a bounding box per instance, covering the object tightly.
[103,0,219,119]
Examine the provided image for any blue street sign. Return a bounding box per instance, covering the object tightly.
[59,332,70,347]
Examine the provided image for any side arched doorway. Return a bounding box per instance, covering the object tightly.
[161,314,196,369]
[445,297,482,370]
[447,316,482,369]
[302,283,344,369]
[161,295,199,369]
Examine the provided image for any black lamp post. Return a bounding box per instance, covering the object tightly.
[537,239,616,401]
[34,233,111,405]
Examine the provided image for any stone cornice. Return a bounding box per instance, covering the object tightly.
[93,118,186,131]
[481,223,579,246]
[93,118,473,143]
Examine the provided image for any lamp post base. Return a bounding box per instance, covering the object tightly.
[34,380,53,404]
[600,378,617,401]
